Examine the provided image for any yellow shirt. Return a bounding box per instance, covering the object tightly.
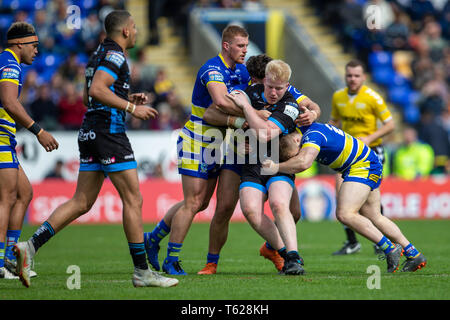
[331,85,392,147]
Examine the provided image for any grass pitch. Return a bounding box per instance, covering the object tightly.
[1,220,449,300]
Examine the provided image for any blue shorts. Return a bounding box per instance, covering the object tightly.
[177,134,222,180]
[239,163,295,194]
[341,149,383,190]
[0,135,19,169]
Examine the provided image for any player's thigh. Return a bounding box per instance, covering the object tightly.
[239,186,266,217]
[72,170,105,209]
[289,187,301,221]
[336,181,371,216]
[359,188,382,220]
[0,168,18,202]
[335,173,343,193]
[267,176,294,212]
[16,165,33,203]
[216,168,240,210]
[108,168,141,203]
[181,174,217,211]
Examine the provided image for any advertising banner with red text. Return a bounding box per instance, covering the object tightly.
[27,176,450,225]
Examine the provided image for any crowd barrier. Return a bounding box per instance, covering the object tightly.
[27,176,450,224]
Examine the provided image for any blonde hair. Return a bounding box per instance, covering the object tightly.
[265,60,291,83]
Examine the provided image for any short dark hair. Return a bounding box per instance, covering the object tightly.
[246,54,273,80]
[345,59,366,72]
[104,10,131,36]
[7,22,36,40]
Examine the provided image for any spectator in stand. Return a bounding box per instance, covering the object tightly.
[81,11,103,55]
[58,53,79,81]
[49,73,65,104]
[384,7,412,51]
[409,0,436,22]
[19,70,39,111]
[57,82,86,130]
[338,0,365,53]
[29,84,59,131]
[393,126,434,180]
[150,68,174,106]
[34,9,55,54]
[417,107,450,173]
[44,160,65,180]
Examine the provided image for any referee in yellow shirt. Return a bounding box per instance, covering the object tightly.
[329,60,395,255]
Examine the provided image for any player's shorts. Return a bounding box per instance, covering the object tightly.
[176,134,222,180]
[78,129,137,173]
[0,134,19,169]
[341,148,383,190]
[240,163,295,194]
[371,144,385,165]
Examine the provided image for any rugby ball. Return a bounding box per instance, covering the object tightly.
[230,89,251,104]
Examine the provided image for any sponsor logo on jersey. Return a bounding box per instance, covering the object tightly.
[105,50,125,68]
[1,67,20,79]
[207,70,224,82]
[283,104,300,121]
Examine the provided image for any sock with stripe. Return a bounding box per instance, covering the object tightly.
[30,221,55,253]
[128,242,148,270]
[5,229,21,261]
[265,242,276,251]
[0,242,5,268]
[376,235,396,255]
[404,243,420,258]
[145,219,170,246]
[206,253,220,265]
[166,242,183,263]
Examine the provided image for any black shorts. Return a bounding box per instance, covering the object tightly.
[371,145,385,165]
[78,129,137,173]
[239,163,295,194]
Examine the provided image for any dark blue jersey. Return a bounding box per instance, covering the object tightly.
[83,38,130,133]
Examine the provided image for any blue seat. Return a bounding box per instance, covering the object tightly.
[369,51,393,69]
[388,85,412,108]
[403,104,420,124]
[372,67,396,86]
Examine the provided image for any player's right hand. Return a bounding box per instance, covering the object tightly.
[37,130,59,152]
[256,109,271,120]
[132,105,159,120]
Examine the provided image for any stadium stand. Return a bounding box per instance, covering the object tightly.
[1,0,448,175]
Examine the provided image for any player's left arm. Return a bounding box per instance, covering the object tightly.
[263,146,319,174]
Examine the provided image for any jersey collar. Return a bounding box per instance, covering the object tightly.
[5,48,20,64]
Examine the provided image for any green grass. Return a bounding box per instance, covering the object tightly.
[1,220,449,300]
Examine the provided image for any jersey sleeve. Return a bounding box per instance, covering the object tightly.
[288,85,307,104]
[330,92,340,122]
[372,93,392,123]
[301,129,325,152]
[200,66,225,87]
[97,50,126,81]
[267,100,300,134]
[0,64,20,85]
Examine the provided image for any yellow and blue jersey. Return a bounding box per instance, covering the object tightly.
[297,123,383,189]
[331,85,392,147]
[178,54,250,179]
[0,48,22,139]
[180,53,250,147]
[287,84,307,105]
[0,48,22,169]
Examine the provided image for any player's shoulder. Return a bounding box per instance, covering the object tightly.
[0,51,21,70]
[103,49,126,68]
[360,85,385,103]
[332,87,347,98]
